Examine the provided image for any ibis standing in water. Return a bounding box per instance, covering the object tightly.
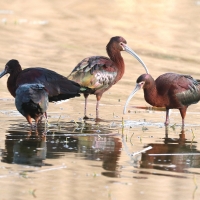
[15,83,49,127]
[0,59,86,100]
[0,59,89,125]
[124,73,200,126]
[68,36,149,119]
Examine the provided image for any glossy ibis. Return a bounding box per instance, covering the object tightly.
[124,73,200,126]
[68,36,149,119]
[15,83,48,127]
[0,59,88,103]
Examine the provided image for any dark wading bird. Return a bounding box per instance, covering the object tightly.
[15,83,48,127]
[68,36,149,120]
[124,73,200,126]
[0,59,88,125]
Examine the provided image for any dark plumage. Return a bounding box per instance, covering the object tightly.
[68,36,149,119]
[124,73,200,126]
[0,59,88,102]
[15,83,48,126]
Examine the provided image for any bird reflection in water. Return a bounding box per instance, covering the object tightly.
[2,129,47,167]
[1,121,122,176]
[138,126,200,174]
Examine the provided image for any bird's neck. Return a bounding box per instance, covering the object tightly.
[108,50,125,80]
[7,68,21,97]
[143,84,163,107]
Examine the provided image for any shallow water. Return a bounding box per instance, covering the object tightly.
[0,0,200,199]
[1,99,200,200]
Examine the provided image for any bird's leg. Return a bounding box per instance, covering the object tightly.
[44,112,47,119]
[96,95,102,120]
[164,109,170,126]
[25,115,32,125]
[25,115,36,129]
[38,112,47,123]
[179,107,187,127]
[83,93,89,119]
[34,117,41,129]
[44,112,49,126]
[38,115,43,123]
[96,100,100,119]
[165,125,169,138]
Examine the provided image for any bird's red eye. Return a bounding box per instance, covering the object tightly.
[140,81,145,86]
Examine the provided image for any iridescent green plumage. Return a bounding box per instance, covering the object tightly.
[68,56,116,91]
[68,36,149,119]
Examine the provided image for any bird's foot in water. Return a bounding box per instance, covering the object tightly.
[38,116,43,123]
[41,130,48,136]
[38,114,48,124]
[83,115,103,123]
[30,123,37,130]
[83,115,91,120]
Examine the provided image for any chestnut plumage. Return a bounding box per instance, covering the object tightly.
[68,36,149,119]
[124,73,200,126]
[0,59,89,102]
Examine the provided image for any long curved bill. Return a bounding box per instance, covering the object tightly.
[123,83,142,114]
[123,44,149,74]
[0,69,7,78]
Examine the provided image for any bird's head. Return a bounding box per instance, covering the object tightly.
[107,36,127,51]
[106,36,149,74]
[0,59,22,78]
[123,73,153,114]
[136,74,153,89]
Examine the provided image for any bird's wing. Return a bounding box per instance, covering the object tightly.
[16,83,47,103]
[176,75,200,105]
[177,75,199,89]
[29,84,48,103]
[29,84,49,112]
[15,84,48,115]
[68,56,117,89]
[16,68,82,101]
[156,73,178,96]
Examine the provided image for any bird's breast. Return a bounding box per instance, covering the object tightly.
[95,70,117,86]
[144,88,170,108]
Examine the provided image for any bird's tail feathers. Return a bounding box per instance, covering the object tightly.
[80,86,93,94]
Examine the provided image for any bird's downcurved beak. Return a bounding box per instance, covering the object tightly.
[122,43,149,74]
[123,83,142,114]
[0,69,7,78]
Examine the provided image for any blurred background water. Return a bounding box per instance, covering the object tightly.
[0,0,200,199]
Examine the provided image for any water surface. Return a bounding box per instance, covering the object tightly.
[0,0,200,199]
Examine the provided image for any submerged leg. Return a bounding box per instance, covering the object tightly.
[164,108,170,125]
[83,93,89,119]
[34,116,41,128]
[39,112,48,123]
[44,112,48,125]
[25,115,35,129]
[165,125,169,138]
